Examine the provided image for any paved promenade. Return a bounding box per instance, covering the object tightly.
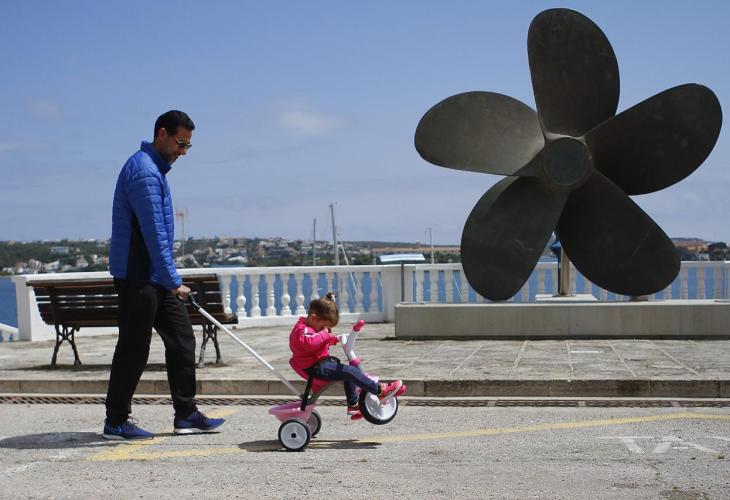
[1,321,730,398]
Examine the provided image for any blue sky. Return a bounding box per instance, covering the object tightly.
[0,1,728,245]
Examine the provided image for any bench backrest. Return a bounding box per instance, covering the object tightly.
[30,275,236,328]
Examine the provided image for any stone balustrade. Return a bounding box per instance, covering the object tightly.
[10,261,729,341]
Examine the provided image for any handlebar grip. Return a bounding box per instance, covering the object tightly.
[352,319,365,332]
[181,293,201,310]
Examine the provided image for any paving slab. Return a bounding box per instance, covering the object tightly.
[1,321,730,397]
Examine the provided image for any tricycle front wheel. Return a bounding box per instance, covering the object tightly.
[358,391,399,425]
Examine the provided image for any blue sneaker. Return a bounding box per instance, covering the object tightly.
[102,418,154,440]
[173,410,225,434]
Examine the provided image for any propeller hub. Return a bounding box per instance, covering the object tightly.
[542,137,592,188]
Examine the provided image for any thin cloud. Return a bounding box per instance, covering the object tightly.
[29,99,62,118]
[0,141,46,153]
[276,105,346,136]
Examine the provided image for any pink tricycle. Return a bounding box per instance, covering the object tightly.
[189,297,402,451]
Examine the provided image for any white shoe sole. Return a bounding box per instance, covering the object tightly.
[173,428,219,434]
[102,433,153,440]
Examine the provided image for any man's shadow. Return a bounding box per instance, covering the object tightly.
[13,363,171,371]
[0,432,113,450]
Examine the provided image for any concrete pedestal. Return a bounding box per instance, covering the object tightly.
[394,300,730,338]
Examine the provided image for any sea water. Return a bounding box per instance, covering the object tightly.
[0,277,16,328]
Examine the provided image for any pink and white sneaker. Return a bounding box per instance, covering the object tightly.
[378,380,406,400]
[347,405,363,420]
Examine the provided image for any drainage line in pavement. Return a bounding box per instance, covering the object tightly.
[1,395,729,407]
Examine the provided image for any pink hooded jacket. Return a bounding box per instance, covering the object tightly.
[289,317,338,378]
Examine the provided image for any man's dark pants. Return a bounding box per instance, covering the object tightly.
[106,279,197,425]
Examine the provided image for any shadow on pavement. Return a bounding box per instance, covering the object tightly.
[238,438,381,452]
[0,432,113,449]
[13,362,231,371]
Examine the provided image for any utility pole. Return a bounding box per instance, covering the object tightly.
[329,203,339,266]
[175,208,188,257]
[312,218,317,266]
[427,226,435,264]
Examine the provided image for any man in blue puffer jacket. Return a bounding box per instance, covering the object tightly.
[103,110,224,440]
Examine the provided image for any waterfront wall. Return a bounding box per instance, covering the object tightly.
[10,261,730,341]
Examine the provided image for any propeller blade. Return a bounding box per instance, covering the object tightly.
[528,8,619,137]
[556,172,679,296]
[461,176,568,301]
[585,84,723,195]
[415,91,544,176]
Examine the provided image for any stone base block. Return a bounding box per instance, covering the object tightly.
[394,300,730,338]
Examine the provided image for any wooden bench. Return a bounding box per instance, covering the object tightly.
[28,274,237,368]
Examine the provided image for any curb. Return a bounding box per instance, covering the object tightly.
[2,379,729,398]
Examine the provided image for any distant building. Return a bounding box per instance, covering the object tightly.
[50,246,70,255]
[707,242,728,261]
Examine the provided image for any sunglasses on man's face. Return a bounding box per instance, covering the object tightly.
[174,138,192,150]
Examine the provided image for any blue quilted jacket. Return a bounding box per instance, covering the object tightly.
[109,141,182,290]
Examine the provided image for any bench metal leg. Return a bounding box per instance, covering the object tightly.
[211,326,223,364]
[197,334,207,369]
[51,325,82,368]
[197,323,223,368]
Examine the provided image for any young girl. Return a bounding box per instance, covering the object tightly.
[289,292,406,420]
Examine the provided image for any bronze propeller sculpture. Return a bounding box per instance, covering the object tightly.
[415,8,722,301]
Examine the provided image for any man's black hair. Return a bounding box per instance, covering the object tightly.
[154,110,195,138]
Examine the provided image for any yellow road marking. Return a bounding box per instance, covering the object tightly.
[369,412,730,444]
[88,408,238,462]
[87,411,730,461]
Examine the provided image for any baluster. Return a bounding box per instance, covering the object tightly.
[265,274,276,316]
[521,281,529,302]
[251,274,261,317]
[459,271,468,302]
[680,267,689,299]
[569,264,576,295]
[354,272,364,313]
[236,274,247,320]
[445,270,454,303]
[311,272,320,301]
[338,271,353,313]
[698,267,706,299]
[324,271,335,297]
[415,269,425,302]
[537,269,545,295]
[219,274,232,315]
[294,272,306,315]
[279,273,291,316]
[551,268,558,295]
[599,287,608,301]
[368,271,378,312]
[663,283,672,300]
[713,266,723,299]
